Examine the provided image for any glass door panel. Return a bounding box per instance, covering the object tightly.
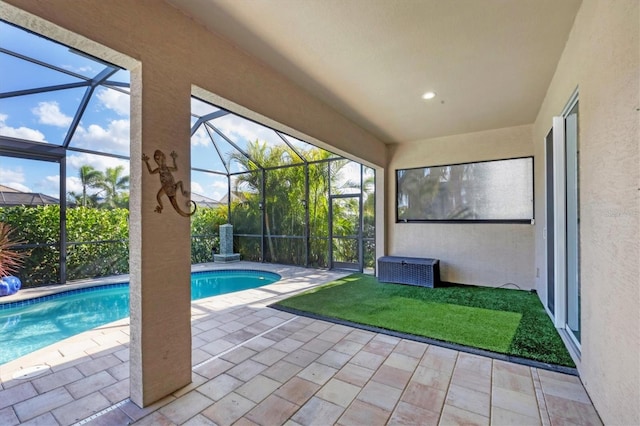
[362,167,376,273]
[565,102,580,343]
[545,128,555,314]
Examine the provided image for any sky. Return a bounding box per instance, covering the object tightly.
[0,21,368,203]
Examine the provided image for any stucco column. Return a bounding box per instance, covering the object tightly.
[129,64,192,407]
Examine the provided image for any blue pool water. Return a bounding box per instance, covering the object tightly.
[0,270,280,365]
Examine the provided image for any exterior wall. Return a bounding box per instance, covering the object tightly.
[4,0,639,421]
[387,125,535,289]
[532,0,640,423]
[0,0,387,406]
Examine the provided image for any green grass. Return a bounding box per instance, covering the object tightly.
[275,273,575,367]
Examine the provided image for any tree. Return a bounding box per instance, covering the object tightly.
[67,191,99,207]
[230,141,287,261]
[73,165,103,207]
[95,165,130,209]
[397,165,474,220]
[190,205,227,263]
[229,140,356,267]
[66,165,130,209]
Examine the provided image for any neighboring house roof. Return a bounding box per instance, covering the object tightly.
[0,186,60,207]
[191,192,224,209]
[0,185,20,192]
[218,191,250,204]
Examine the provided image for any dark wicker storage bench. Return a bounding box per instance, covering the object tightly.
[377,256,440,288]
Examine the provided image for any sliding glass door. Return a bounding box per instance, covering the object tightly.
[565,100,580,344]
[548,93,581,349]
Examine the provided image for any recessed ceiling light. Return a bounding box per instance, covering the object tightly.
[422,91,437,100]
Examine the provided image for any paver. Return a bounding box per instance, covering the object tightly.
[0,263,601,426]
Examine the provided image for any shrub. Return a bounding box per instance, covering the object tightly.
[0,205,228,288]
[0,222,27,278]
[190,206,227,263]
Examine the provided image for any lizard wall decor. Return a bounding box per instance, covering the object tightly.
[142,149,196,217]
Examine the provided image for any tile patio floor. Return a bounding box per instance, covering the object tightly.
[0,262,601,425]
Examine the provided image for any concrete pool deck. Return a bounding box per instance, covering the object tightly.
[0,262,601,425]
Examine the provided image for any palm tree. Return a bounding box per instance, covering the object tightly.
[67,191,99,207]
[397,167,443,220]
[95,166,130,209]
[230,140,354,265]
[77,165,102,207]
[230,141,290,261]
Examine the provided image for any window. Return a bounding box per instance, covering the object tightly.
[397,157,534,223]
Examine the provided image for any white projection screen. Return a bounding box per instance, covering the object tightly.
[396,157,534,223]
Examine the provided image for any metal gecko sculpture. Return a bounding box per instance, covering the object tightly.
[142,149,196,217]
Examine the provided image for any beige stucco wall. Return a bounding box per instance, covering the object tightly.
[387,124,535,289]
[0,0,387,406]
[532,0,640,423]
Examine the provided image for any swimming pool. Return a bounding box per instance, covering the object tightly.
[0,269,280,365]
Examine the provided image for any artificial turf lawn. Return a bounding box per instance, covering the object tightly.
[275,273,575,367]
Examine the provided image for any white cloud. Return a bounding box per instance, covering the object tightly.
[4,182,31,192]
[0,167,32,192]
[33,175,61,198]
[214,115,275,146]
[73,119,129,153]
[66,152,129,174]
[61,175,104,197]
[191,182,204,194]
[191,126,212,147]
[0,113,46,142]
[191,98,219,117]
[0,179,30,193]
[212,180,227,189]
[190,177,228,201]
[208,179,229,202]
[0,167,26,185]
[65,175,83,194]
[97,88,129,116]
[31,101,73,127]
[62,64,95,74]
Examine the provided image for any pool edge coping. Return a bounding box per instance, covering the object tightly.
[0,268,282,310]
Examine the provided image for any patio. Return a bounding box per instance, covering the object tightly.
[0,263,601,425]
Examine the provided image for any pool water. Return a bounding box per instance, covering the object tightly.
[0,270,279,365]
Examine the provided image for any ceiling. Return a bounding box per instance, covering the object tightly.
[167,0,582,144]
